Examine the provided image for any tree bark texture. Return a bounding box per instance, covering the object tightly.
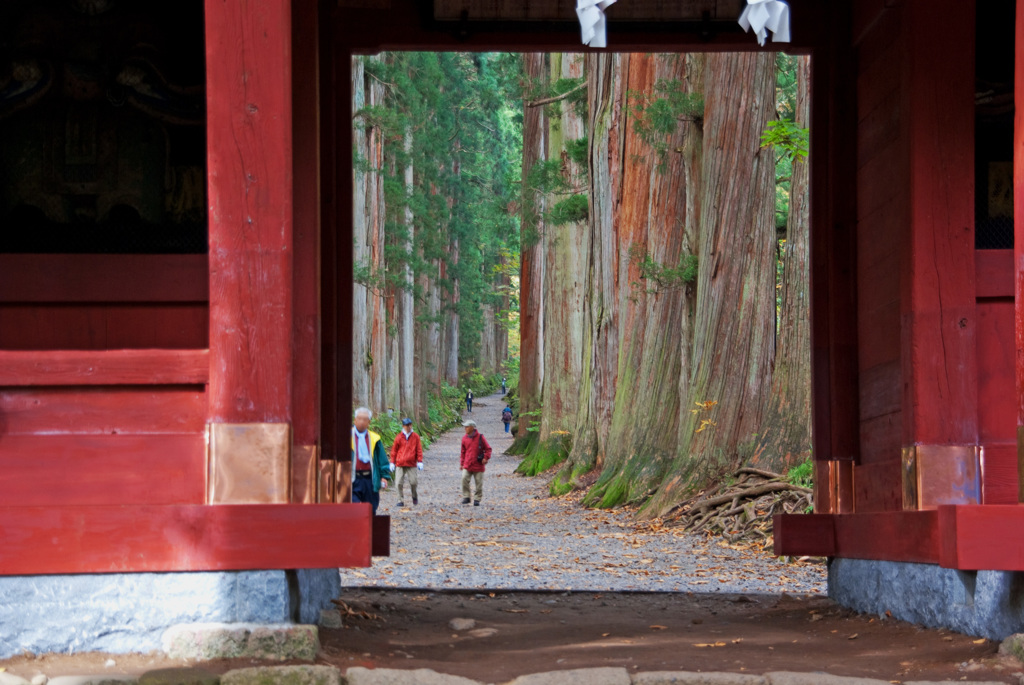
[513,52,548,447]
[753,55,813,472]
[644,52,778,517]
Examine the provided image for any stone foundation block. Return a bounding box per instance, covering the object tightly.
[503,668,630,685]
[345,668,481,685]
[162,624,318,661]
[47,678,138,685]
[632,672,766,684]
[220,666,340,685]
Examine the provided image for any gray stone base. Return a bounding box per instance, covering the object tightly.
[0,569,339,659]
[828,557,1024,639]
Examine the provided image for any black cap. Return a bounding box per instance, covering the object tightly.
[401,418,413,425]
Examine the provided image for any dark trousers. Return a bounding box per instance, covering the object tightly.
[351,473,379,514]
[466,400,472,412]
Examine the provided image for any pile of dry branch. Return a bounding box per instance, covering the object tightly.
[664,467,812,547]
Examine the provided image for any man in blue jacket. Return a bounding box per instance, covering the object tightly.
[351,406,393,514]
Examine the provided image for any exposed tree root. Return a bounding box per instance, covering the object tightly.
[662,468,812,548]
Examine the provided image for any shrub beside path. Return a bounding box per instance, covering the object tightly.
[341,391,825,594]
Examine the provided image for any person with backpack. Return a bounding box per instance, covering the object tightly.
[501,405,513,433]
[389,417,424,506]
[459,419,491,506]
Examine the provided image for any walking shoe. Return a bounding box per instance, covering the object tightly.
[412,498,418,505]
[396,501,405,507]
[473,500,480,506]
[461,497,471,504]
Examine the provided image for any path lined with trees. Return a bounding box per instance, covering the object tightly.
[340,391,824,593]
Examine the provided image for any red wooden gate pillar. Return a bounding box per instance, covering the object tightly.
[900,0,979,510]
[205,0,295,504]
[1015,0,1024,502]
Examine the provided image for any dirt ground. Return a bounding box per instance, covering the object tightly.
[4,588,1022,684]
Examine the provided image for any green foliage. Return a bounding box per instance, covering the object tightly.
[565,137,588,168]
[760,120,809,164]
[786,459,814,489]
[547,194,588,226]
[632,251,699,293]
[627,79,704,170]
[353,52,524,373]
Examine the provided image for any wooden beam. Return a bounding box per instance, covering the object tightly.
[0,349,209,386]
[939,505,1024,570]
[775,511,940,564]
[292,0,322,463]
[205,0,294,424]
[975,249,1013,298]
[0,504,372,574]
[0,435,206,506]
[0,255,209,303]
[1015,0,1024,501]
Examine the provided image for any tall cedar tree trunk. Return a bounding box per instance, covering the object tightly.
[753,55,812,471]
[513,52,547,447]
[556,53,702,504]
[538,53,587,443]
[644,52,777,517]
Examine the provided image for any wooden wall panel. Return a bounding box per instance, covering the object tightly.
[0,349,209,386]
[854,460,903,511]
[0,305,209,350]
[0,504,372,574]
[205,0,294,424]
[0,435,206,506]
[0,387,207,435]
[1015,0,1024,500]
[0,255,208,303]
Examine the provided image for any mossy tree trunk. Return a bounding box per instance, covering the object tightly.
[753,55,812,472]
[643,52,778,517]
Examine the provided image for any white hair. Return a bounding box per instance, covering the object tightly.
[354,406,373,420]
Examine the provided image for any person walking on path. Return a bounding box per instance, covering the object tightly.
[351,406,393,514]
[390,417,424,506]
[459,419,491,506]
[501,377,507,395]
[465,389,473,413]
[501,405,513,433]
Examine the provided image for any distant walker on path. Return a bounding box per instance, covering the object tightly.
[390,417,424,506]
[501,405,512,433]
[465,389,473,413]
[459,419,491,506]
[351,407,393,514]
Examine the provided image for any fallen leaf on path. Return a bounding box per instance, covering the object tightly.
[847,633,858,640]
[693,642,727,648]
[503,609,528,613]
[972,638,986,644]
[649,625,667,630]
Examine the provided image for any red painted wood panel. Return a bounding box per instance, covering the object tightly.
[0,435,205,506]
[206,0,294,424]
[976,300,1015,443]
[0,349,209,386]
[772,514,836,557]
[1015,0,1024,501]
[775,512,940,563]
[0,255,208,303]
[854,460,903,511]
[0,305,209,350]
[834,510,940,564]
[0,504,372,574]
[939,505,1024,570]
[859,412,901,466]
[292,0,322,453]
[904,0,977,447]
[975,250,1014,298]
[981,443,1018,505]
[0,387,207,435]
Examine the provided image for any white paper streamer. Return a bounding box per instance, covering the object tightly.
[577,0,617,48]
[738,0,791,46]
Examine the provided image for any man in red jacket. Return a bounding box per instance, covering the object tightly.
[459,419,491,506]
[390,417,424,506]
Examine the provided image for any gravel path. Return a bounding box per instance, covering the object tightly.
[341,391,826,594]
